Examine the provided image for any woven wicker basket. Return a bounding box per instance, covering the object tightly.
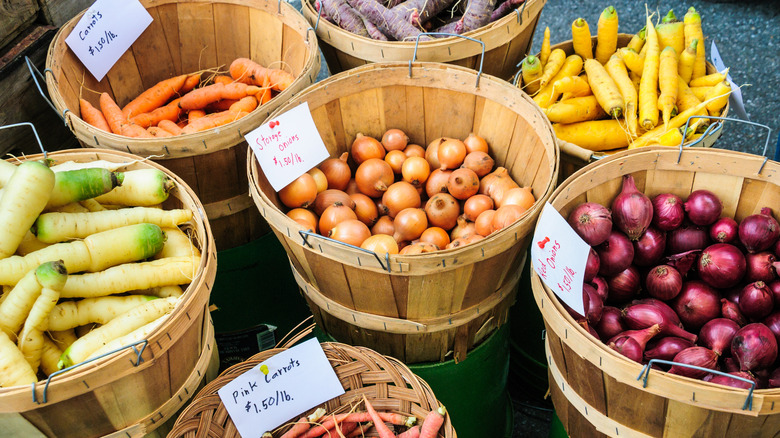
[0,149,218,438]
[168,341,456,437]
[533,146,780,437]
[44,0,321,250]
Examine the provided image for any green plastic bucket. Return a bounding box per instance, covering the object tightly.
[210,233,313,370]
[549,411,568,438]
[509,249,549,399]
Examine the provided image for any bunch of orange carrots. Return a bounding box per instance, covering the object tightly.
[517,6,731,152]
[268,397,447,438]
[79,58,296,138]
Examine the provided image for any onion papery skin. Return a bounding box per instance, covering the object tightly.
[732,323,779,372]
[738,281,774,321]
[583,283,604,324]
[567,202,613,246]
[633,226,667,267]
[721,298,748,326]
[597,231,635,277]
[744,252,778,283]
[765,312,780,346]
[708,371,757,390]
[672,280,722,331]
[667,223,710,255]
[664,249,701,278]
[698,243,746,289]
[608,336,644,363]
[606,266,641,304]
[652,193,685,231]
[645,264,683,300]
[595,306,626,342]
[623,302,698,342]
[739,209,780,254]
[591,276,608,301]
[668,347,719,379]
[684,190,723,226]
[710,217,739,244]
[699,318,740,356]
[584,248,600,283]
[644,337,695,362]
[611,174,653,241]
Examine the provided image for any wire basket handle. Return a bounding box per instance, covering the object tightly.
[409,33,485,88]
[0,122,48,159]
[298,229,391,272]
[678,116,773,174]
[25,56,70,128]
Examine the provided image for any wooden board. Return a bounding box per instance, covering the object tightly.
[0,0,38,49]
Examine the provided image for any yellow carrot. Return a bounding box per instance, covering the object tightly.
[629,97,717,149]
[553,120,630,151]
[618,48,645,76]
[656,10,684,56]
[684,7,706,80]
[627,27,646,53]
[0,161,55,259]
[704,81,732,116]
[545,96,606,124]
[658,46,679,130]
[689,86,711,101]
[553,75,591,99]
[533,55,584,108]
[0,331,37,386]
[584,59,624,118]
[605,55,638,136]
[571,18,593,60]
[539,27,551,68]
[595,6,619,65]
[538,49,567,89]
[521,55,543,95]
[676,76,703,112]
[639,14,660,131]
[690,70,728,88]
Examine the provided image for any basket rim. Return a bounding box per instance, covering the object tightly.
[43,0,321,159]
[0,148,217,411]
[533,146,780,416]
[247,61,560,273]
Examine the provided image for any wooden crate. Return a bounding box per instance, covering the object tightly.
[0,0,38,50]
[248,62,559,363]
[44,0,321,251]
[38,0,93,27]
[532,146,780,437]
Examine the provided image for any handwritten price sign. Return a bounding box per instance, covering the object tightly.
[247,102,330,191]
[531,202,590,315]
[65,0,152,81]
[218,339,345,436]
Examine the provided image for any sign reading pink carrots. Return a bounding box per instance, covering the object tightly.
[531,202,590,316]
[246,102,330,191]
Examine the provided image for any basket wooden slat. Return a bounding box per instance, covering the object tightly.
[302,0,546,80]
[248,61,558,363]
[0,149,217,438]
[533,146,780,437]
[169,342,455,437]
[45,0,321,250]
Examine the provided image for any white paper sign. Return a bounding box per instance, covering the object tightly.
[531,202,590,316]
[247,102,330,191]
[218,339,345,436]
[710,41,748,121]
[65,0,152,82]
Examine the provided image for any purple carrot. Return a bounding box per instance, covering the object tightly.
[384,0,405,7]
[347,0,431,41]
[322,0,371,37]
[490,0,524,22]
[357,12,390,40]
[435,18,463,34]
[461,0,497,31]
[392,0,455,26]
[314,0,335,22]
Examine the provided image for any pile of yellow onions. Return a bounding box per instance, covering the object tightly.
[277,129,536,255]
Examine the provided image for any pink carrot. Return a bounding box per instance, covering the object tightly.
[280,417,310,438]
[345,422,373,438]
[362,396,395,438]
[397,425,421,438]
[333,411,416,427]
[419,406,447,438]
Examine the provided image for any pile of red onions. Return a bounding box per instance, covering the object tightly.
[565,175,780,390]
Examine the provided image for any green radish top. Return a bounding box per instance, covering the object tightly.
[82,223,167,272]
[48,168,120,208]
[135,224,168,259]
[35,260,67,291]
[684,7,701,24]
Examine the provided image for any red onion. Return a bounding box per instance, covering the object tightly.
[699,318,740,356]
[562,301,584,321]
[672,281,722,331]
[667,223,710,254]
[769,367,780,388]
[745,252,777,283]
[595,306,626,341]
[732,323,778,371]
[721,298,747,326]
[668,347,719,379]
[645,264,683,300]
[606,266,641,303]
[698,243,746,289]
[754,368,771,389]
[608,336,644,363]
[608,324,661,349]
[583,283,604,324]
[644,337,695,362]
[577,319,600,339]
[739,208,780,253]
[623,302,698,342]
[762,311,780,345]
[591,276,608,301]
[710,217,739,244]
[775,237,780,259]
[611,174,653,241]
[708,371,757,390]
[596,230,634,276]
[684,190,723,226]
[739,281,774,321]
[723,357,740,373]
[584,247,600,283]
[664,249,701,278]
[633,226,666,266]
[724,287,741,305]
[652,193,684,231]
[769,280,780,305]
[567,202,613,246]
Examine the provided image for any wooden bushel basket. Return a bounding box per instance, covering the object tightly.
[168,342,456,437]
[0,149,218,438]
[301,0,546,81]
[248,62,559,363]
[532,146,780,437]
[521,34,730,184]
[44,0,321,250]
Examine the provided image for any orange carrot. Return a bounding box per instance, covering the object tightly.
[397,425,421,438]
[334,422,358,437]
[179,82,261,110]
[187,110,206,121]
[229,57,295,91]
[120,122,154,138]
[331,411,415,426]
[147,127,173,137]
[180,110,249,134]
[363,396,394,438]
[212,75,235,85]
[229,96,258,113]
[280,416,310,438]
[419,406,446,438]
[180,73,201,94]
[158,119,183,135]
[79,98,111,132]
[301,415,338,438]
[122,74,188,118]
[203,99,239,113]
[130,98,182,128]
[99,92,126,134]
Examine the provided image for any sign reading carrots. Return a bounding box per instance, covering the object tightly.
[247,102,330,191]
[217,339,344,436]
[531,202,590,315]
[64,0,152,81]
